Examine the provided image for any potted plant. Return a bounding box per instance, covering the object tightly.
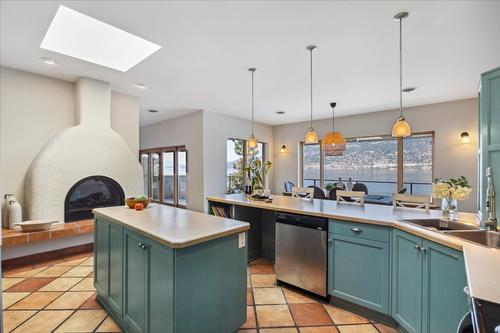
[432,176,472,221]
[324,183,335,196]
[244,159,272,195]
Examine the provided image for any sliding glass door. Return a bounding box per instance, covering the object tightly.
[140,146,187,208]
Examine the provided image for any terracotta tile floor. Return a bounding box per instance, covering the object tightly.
[241,258,398,333]
[2,253,398,333]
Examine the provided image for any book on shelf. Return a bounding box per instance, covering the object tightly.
[211,205,230,218]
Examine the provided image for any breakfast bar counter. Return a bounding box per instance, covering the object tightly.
[92,204,250,333]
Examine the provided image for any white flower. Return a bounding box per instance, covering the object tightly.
[432,182,451,199]
[450,186,471,201]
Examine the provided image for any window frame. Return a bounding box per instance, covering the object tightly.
[300,131,435,194]
[140,145,187,208]
[226,138,267,194]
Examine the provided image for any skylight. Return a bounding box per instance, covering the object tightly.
[40,6,161,72]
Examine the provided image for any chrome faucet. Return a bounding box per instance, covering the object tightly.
[483,167,498,231]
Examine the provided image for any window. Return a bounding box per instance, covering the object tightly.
[403,133,433,195]
[302,143,321,188]
[301,132,434,196]
[323,136,398,195]
[140,146,187,208]
[226,138,266,194]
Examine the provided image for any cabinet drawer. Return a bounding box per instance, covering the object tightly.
[330,220,390,243]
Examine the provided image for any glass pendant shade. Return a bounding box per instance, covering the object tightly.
[391,116,411,137]
[305,128,319,144]
[247,135,258,148]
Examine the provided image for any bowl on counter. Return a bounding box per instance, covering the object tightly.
[125,197,151,209]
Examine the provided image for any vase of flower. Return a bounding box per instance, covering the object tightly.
[441,198,458,221]
[432,176,472,221]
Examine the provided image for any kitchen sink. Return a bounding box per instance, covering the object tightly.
[442,230,500,249]
[401,218,479,231]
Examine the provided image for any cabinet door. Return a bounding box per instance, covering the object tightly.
[330,234,390,314]
[147,238,174,333]
[107,222,123,316]
[392,230,423,333]
[480,67,500,217]
[123,229,148,333]
[422,240,468,333]
[94,219,109,297]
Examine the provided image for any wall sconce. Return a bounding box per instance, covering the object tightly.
[460,132,470,144]
[280,145,287,153]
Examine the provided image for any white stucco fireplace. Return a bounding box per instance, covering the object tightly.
[24,77,143,223]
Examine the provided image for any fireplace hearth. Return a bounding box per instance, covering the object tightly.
[64,175,125,222]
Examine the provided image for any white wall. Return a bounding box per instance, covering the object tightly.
[139,110,274,212]
[272,98,479,212]
[140,111,205,212]
[111,92,140,158]
[0,67,141,218]
[202,111,274,206]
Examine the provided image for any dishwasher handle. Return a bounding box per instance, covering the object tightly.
[276,212,328,230]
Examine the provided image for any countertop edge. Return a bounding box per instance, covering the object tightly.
[93,210,250,249]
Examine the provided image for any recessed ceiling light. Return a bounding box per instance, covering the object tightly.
[148,109,158,113]
[276,111,286,115]
[40,57,56,65]
[134,83,147,89]
[40,5,161,72]
[402,87,417,93]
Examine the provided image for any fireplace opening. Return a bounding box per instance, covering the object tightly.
[64,175,125,222]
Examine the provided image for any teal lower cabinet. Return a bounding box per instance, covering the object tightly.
[421,240,468,333]
[392,229,424,333]
[392,229,468,333]
[95,217,246,333]
[328,220,390,314]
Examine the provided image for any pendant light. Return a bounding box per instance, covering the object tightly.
[247,67,258,149]
[304,45,319,144]
[323,102,346,156]
[391,12,412,138]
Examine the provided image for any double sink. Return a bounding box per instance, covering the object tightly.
[401,218,500,249]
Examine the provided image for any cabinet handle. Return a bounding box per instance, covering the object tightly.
[138,242,143,248]
[351,227,362,233]
[415,245,421,251]
[421,247,427,254]
[328,238,333,245]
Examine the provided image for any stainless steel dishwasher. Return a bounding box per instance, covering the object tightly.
[275,212,328,297]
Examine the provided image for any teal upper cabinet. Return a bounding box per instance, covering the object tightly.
[421,240,468,333]
[329,220,391,314]
[392,230,468,333]
[480,67,500,218]
[392,229,423,333]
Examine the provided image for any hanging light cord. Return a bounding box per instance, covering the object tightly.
[249,68,255,136]
[309,47,314,129]
[399,16,403,119]
[332,105,335,132]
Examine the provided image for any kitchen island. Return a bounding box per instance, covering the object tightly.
[207,194,500,333]
[92,204,250,333]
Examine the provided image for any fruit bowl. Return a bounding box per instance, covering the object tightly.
[125,197,151,209]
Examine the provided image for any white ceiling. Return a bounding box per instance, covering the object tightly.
[1,1,499,126]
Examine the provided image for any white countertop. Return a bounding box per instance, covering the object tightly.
[208,194,500,304]
[93,204,249,249]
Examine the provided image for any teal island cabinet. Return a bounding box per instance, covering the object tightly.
[93,204,250,333]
